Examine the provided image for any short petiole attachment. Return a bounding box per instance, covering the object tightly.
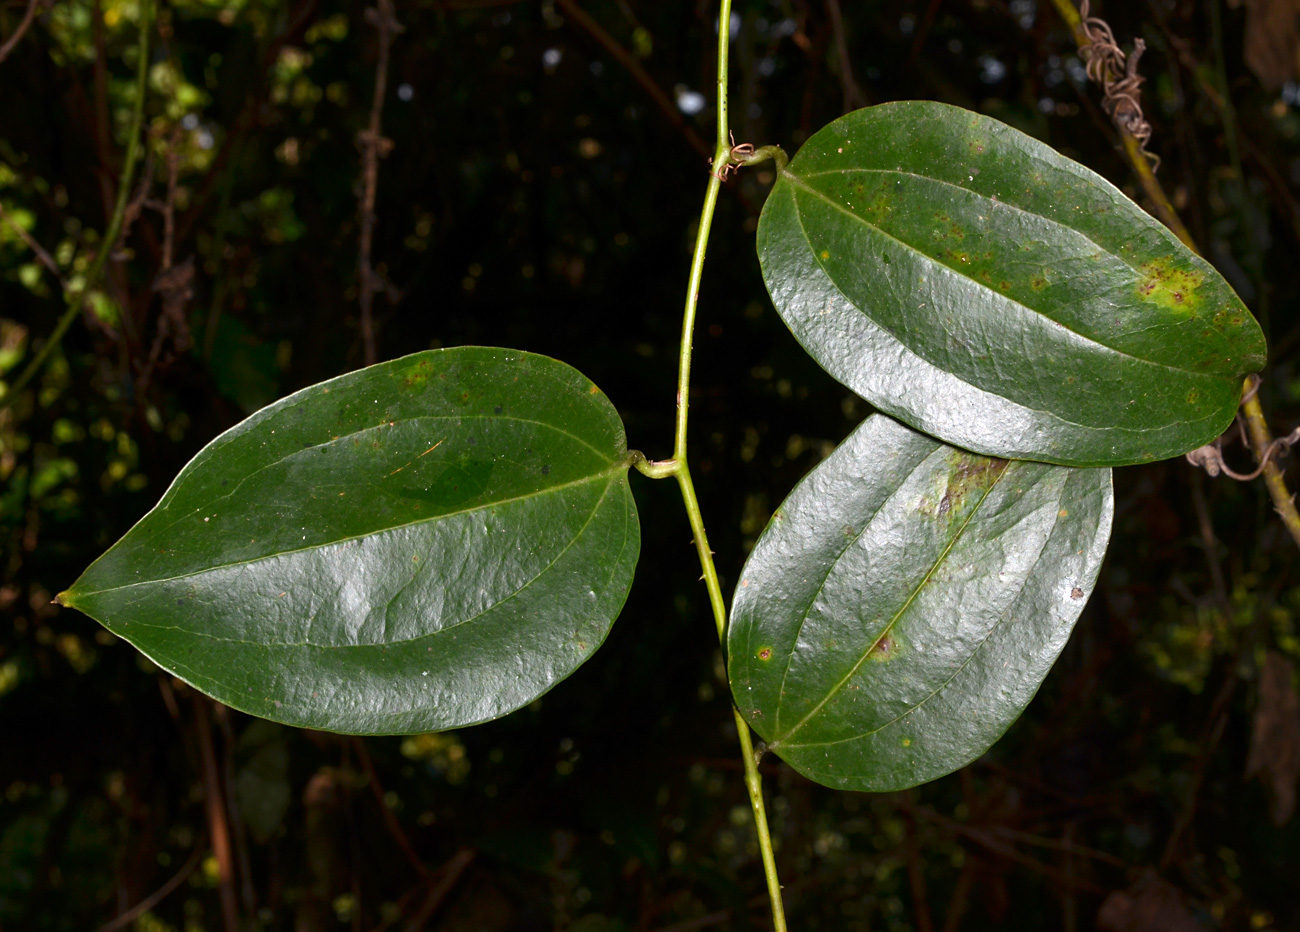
[627,450,680,479]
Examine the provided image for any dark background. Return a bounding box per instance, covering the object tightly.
[2,0,1299,929]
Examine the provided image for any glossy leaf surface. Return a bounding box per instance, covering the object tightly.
[758,100,1266,466]
[729,415,1112,791]
[60,348,640,734]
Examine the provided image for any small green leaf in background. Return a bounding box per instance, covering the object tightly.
[233,721,291,842]
[728,414,1112,791]
[59,347,640,734]
[758,100,1266,467]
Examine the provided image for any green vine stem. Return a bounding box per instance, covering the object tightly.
[634,1,789,927]
[1241,390,1300,550]
[1047,0,1300,553]
[0,0,153,410]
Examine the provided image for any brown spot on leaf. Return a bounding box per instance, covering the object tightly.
[868,635,902,663]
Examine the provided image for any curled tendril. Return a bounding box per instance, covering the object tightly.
[710,137,789,181]
[1078,0,1158,168]
[1187,378,1300,481]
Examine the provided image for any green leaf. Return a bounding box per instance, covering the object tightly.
[758,100,1266,466]
[59,347,640,735]
[728,414,1112,791]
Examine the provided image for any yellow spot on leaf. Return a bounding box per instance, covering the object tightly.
[1136,257,1204,313]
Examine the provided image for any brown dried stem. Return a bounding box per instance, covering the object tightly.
[95,843,205,932]
[901,790,935,932]
[554,0,710,160]
[0,201,66,288]
[399,847,475,932]
[0,0,41,64]
[351,737,429,878]
[357,0,403,367]
[194,697,240,932]
[825,0,867,111]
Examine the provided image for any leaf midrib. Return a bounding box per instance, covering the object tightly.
[771,457,1011,748]
[103,474,624,651]
[768,438,942,734]
[776,469,1097,753]
[765,197,1221,449]
[70,463,627,600]
[783,170,1226,381]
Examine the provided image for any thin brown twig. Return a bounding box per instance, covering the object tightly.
[0,0,42,64]
[174,0,319,245]
[214,705,257,916]
[906,0,945,72]
[906,804,1108,895]
[824,0,867,112]
[938,859,975,932]
[357,0,403,368]
[399,847,475,932]
[553,0,710,160]
[118,145,155,256]
[0,201,66,288]
[901,790,936,932]
[161,139,179,271]
[982,822,1129,870]
[1159,665,1238,870]
[144,135,194,380]
[351,737,429,877]
[194,697,240,932]
[95,843,205,932]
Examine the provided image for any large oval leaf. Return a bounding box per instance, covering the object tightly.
[728,414,1112,791]
[59,348,640,734]
[758,100,1266,466]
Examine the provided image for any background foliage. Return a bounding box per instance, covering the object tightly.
[3,0,1300,930]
